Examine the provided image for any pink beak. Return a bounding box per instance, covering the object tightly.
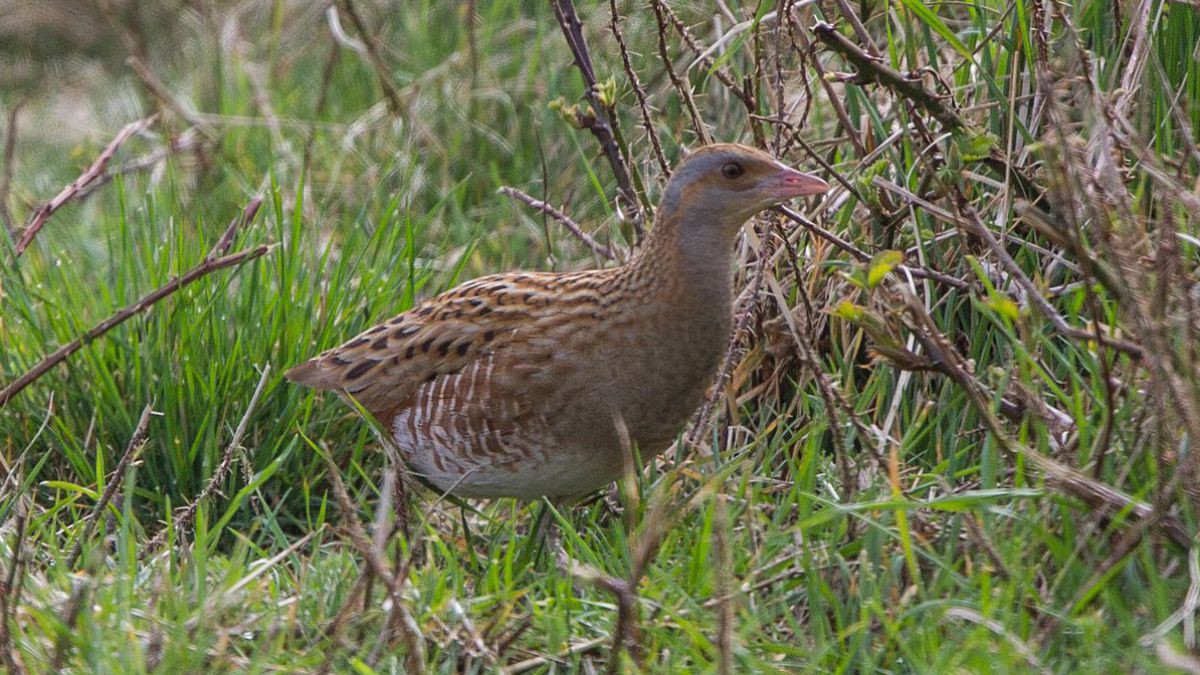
[759,164,830,198]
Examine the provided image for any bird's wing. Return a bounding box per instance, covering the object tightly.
[284,271,572,417]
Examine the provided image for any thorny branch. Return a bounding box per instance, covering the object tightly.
[811,21,964,131]
[65,405,153,569]
[323,451,426,673]
[13,115,157,257]
[551,0,645,236]
[882,283,1193,549]
[498,186,616,261]
[608,0,669,177]
[0,198,269,408]
[143,364,271,558]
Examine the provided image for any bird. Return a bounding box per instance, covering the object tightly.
[286,143,829,500]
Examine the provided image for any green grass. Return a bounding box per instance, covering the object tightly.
[2,0,1199,672]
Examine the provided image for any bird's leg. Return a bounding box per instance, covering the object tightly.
[522,496,575,565]
[540,499,565,547]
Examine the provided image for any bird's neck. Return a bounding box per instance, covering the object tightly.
[628,203,742,310]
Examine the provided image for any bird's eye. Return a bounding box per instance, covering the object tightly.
[721,162,744,179]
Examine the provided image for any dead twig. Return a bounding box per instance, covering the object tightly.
[713,495,734,675]
[334,0,404,114]
[0,198,268,408]
[65,404,153,569]
[143,363,271,556]
[0,100,22,236]
[498,186,616,261]
[73,128,208,203]
[322,450,426,673]
[889,283,1193,549]
[551,0,645,234]
[951,191,1144,359]
[500,636,607,674]
[13,115,156,257]
[811,21,964,131]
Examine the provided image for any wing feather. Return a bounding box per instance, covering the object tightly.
[285,272,549,414]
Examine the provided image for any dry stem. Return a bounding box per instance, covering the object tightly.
[551,0,645,234]
[0,198,269,408]
[65,404,153,569]
[498,186,616,261]
[13,115,156,257]
[143,363,271,556]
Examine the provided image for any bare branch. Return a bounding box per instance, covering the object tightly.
[14,115,157,257]
[0,198,268,408]
[65,404,153,569]
[322,450,426,673]
[891,284,1193,549]
[811,21,964,131]
[550,0,645,232]
[498,186,616,261]
[143,363,271,556]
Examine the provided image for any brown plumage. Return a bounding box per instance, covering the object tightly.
[286,143,829,499]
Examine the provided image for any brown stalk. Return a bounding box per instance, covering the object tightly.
[775,200,971,303]
[0,100,22,237]
[608,0,670,177]
[775,204,869,262]
[889,283,1193,549]
[65,404,153,569]
[500,636,608,674]
[0,198,269,408]
[713,494,734,675]
[766,271,879,488]
[811,21,1043,200]
[73,128,208,204]
[322,451,426,673]
[334,0,404,114]
[811,21,964,131]
[498,186,616,261]
[13,115,156,257]
[0,507,28,675]
[557,515,663,673]
[551,0,646,233]
[953,193,1144,359]
[876,174,1143,357]
[143,363,271,556]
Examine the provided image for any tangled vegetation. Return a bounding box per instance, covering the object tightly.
[2,0,1199,671]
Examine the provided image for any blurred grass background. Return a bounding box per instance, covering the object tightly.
[2,0,1200,672]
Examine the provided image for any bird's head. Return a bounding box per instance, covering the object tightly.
[661,143,829,227]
